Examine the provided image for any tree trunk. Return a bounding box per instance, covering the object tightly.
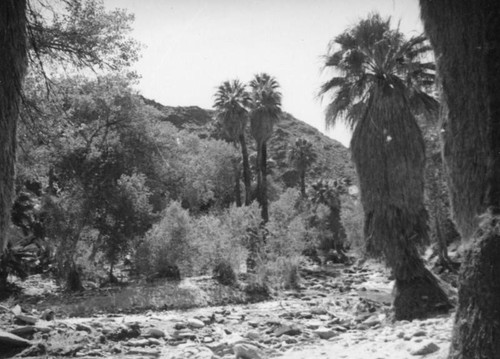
[239,134,252,206]
[393,248,452,320]
[234,161,242,207]
[260,142,269,223]
[0,0,27,253]
[66,261,84,292]
[434,215,458,271]
[448,227,500,358]
[255,146,262,204]
[300,170,306,197]
[0,257,9,296]
[419,1,500,357]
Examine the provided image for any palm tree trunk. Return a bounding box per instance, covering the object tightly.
[420,1,500,357]
[0,0,27,255]
[300,170,306,197]
[239,134,252,205]
[393,247,451,320]
[255,146,262,204]
[234,165,242,207]
[260,142,269,223]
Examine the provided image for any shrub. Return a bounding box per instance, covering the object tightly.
[256,255,302,290]
[254,189,307,290]
[213,261,237,286]
[177,135,240,212]
[135,201,192,278]
[341,195,365,255]
[135,201,259,280]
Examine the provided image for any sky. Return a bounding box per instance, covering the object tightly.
[102,0,423,147]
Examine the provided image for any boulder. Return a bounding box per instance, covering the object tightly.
[144,328,166,338]
[0,330,32,347]
[273,324,301,337]
[410,341,440,356]
[313,327,337,340]
[187,318,205,329]
[234,343,263,359]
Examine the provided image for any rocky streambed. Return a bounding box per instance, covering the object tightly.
[0,262,455,359]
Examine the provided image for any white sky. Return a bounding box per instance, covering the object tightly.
[103,0,423,147]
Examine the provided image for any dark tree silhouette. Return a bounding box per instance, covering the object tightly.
[420,1,500,357]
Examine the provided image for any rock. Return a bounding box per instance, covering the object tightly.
[148,338,162,346]
[362,315,381,327]
[106,323,141,341]
[273,324,301,337]
[0,329,32,348]
[19,343,46,357]
[298,311,313,319]
[126,348,161,356]
[35,323,52,334]
[39,309,55,321]
[412,330,427,337]
[15,314,38,325]
[313,327,337,340]
[233,343,263,359]
[9,326,37,338]
[173,329,197,340]
[172,345,215,359]
[188,318,205,329]
[175,322,188,330]
[247,320,260,328]
[76,323,93,333]
[330,325,347,333]
[144,328,166,338]
[57,344,84,356]
[244,332,262,342]
[410,342,440,356]
[80,349,104,357]
[310,308,328,315]
[304,320,323,330]
[11,305,22,316]
[203,336,214,343]
[125,338,150,347]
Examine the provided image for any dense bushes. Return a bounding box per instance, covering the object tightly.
[133,190,311,291]
[134,202,259,280]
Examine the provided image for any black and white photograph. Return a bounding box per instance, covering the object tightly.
[0,1,499,358]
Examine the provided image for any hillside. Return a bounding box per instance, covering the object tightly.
[143,98,357,186]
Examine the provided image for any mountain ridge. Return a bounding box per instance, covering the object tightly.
[142,97,357,186]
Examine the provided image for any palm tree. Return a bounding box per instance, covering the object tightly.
[213,80,252,206]
[0,0,28,279]
[420,1,500,357]
[288,138,317,196]
[249,73,282,222]
[319,13,450,320]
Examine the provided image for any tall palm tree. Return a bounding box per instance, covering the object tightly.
[319,13,450,320]
[420,1,500,357]
[249,73,282,222]
[288,138,317,196]
[213,80,252,206]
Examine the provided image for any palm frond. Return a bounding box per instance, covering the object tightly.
[213,79,251,140]
[320,12,437,133]
[318,77,347,97]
